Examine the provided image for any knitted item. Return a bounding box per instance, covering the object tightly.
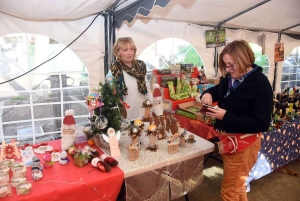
[100,154,118,167]
[91,158,111,172]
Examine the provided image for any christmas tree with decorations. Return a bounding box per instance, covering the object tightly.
[84,73,124,140]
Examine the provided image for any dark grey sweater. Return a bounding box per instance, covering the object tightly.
[202,66,273,133]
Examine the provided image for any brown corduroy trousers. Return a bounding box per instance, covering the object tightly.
[220,135,261,201]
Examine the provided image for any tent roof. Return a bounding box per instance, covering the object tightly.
[0,0,299,35]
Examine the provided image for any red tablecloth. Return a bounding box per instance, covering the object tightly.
[174,114,218,140]
[3,140,124,201]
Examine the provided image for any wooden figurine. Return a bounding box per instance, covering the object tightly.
[127,126,142,161]
[102,128,121,158]
[146,124,158,152]
[167,133,180,154]
[179,128,187,147]
[150,116,167,140]
[141,99,152,122]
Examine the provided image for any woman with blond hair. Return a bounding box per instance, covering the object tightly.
[110,37,153,121]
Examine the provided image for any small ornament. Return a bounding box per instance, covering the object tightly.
[68,146,77,156]
[83,124,94,137]
[146,124,158,152]
[43,153,54,169]
[105,71,117,95]
[95,115,108,129]
[32,156,43,170]
[0,139,20,160]
[59,151,70,165]
[167,133,180,154]
[187,134,196,143]
[102,128,121,158]
[31,163,43,181]
[127,126,142,161]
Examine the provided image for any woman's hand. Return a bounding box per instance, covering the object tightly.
[206,106,226,120]
[200,93,213,105]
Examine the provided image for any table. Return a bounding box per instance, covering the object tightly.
[247,118,300,191]
[2,140,124,201]
[174,114,218,140]
[100,128,215,200]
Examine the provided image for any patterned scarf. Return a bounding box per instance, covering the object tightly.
[225,65,258,97]
[110,60,148,97]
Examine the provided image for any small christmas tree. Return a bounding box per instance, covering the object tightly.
[90,80,122,136]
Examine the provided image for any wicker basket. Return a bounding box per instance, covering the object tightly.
[74,154,89,168]
[94,133,110,149]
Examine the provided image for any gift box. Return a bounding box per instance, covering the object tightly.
[178,101,204,122]
[197,84,215,94]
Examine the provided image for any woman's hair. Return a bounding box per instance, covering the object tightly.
[219,40,255,77]
[113,37,137,64]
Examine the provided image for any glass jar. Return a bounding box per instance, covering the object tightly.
[0,173,9,184]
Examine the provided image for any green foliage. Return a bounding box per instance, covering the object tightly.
[89,80,122,137]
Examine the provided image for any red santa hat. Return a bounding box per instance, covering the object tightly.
[63,109,76,125]
[153,83,162,101]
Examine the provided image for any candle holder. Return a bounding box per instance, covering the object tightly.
[16,181,32,195]
[0,173,9,184]
[0,159,14,168]
[0,183,12,198]
[12,166,27,177]
[10,161,25,170]
[0,166,9,174]
[11,175,26,188]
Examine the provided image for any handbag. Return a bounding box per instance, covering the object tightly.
[217,132,261,154]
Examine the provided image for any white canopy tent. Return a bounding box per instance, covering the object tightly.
[0,0,300,91]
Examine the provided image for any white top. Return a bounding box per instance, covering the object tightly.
[123,70,153,121]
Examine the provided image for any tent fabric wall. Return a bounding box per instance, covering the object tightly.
[117,20,288,92]
[117,20,215,77]
[0,12,105,88]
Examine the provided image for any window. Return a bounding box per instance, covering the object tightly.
[249,43,270,76]
[280,46,300,89]
[138,38,204,72]
[0,34,89,145]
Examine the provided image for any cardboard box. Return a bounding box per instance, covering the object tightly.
[178,101,204,122]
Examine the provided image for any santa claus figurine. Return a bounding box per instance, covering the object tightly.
[61,109,78,151]
[152,84,163,116]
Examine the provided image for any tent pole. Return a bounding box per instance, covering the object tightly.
[272,32,282,91]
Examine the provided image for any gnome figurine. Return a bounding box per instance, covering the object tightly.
[32,156,43,170]
[59,151,70,165]
[31,163,43,181]
[61,109,78,151]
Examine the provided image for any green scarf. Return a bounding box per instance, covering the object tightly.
[110,60,148,97]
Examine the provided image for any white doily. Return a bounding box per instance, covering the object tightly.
[33,145,53,154]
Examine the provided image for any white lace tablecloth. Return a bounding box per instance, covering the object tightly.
[100,128,214,200]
